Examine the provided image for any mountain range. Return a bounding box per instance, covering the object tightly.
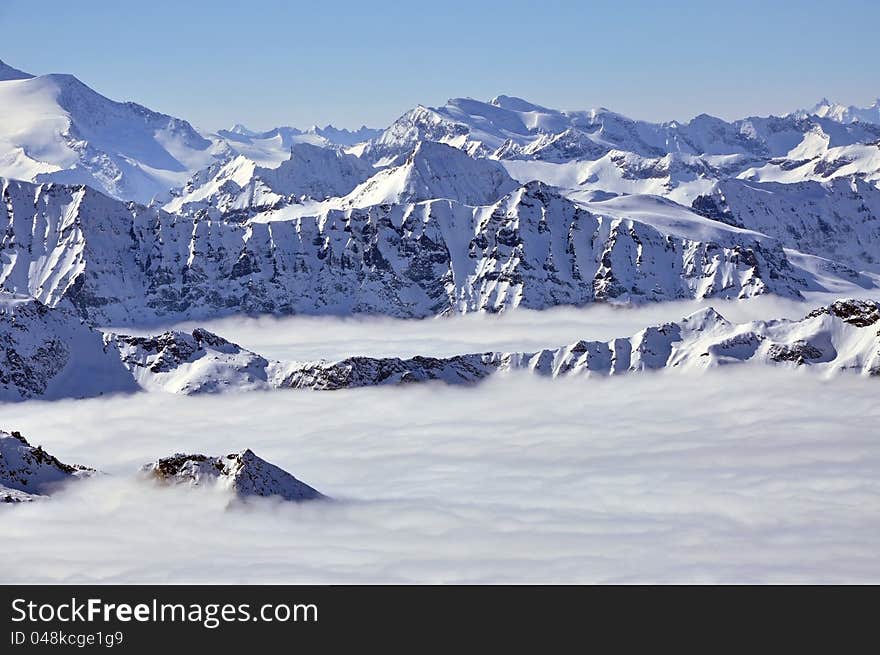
[0,56,879,399]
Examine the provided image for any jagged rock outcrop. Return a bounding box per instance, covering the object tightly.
[142,450,325,502]
[0,430,94,503]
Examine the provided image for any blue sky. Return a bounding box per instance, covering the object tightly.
[3,0,878,131]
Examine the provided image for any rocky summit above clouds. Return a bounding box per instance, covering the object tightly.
[0,430,94,503]
[0,428,324,505]
[142,450,325,502]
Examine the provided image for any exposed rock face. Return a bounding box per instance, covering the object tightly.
[806,298,880,327]
[0,430,94,503]
[142,450,325,502]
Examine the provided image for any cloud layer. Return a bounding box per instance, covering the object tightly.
[2,367,878,583]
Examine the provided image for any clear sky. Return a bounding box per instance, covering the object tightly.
[2,0,878,131]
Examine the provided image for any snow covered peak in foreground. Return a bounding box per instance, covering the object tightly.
[109,328,272,395]
[0,430,94,503]
[142,451,325,502]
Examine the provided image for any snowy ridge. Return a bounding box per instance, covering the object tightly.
[112,298,880,392]
[804,97,880,125]
[142,450,325,502]
[4,294,879,400]
[0,430,94,503]
[3,176,851,325]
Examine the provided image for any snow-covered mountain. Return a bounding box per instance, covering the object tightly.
[0,64,220,204]
[142,450,325,501]
[343,140,519,207]
[0,430,94,502]
[1,57,878,330]
[365,95,880,165]
[0,60,379,205]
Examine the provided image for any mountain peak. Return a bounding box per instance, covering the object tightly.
[142,450,326,502]
[228,123,257,136]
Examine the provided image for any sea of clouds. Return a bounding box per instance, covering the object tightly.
[2,365,878,583]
